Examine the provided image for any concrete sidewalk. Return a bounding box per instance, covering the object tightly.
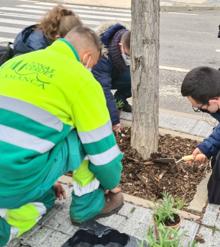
[121,108,216,139]
[8,182,201,247]
[8,181,220,247]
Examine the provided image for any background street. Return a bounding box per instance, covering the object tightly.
[0,0,219,115]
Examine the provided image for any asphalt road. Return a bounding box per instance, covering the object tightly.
[0,0,219,114]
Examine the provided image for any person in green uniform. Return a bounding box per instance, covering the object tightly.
[0,25,123,246]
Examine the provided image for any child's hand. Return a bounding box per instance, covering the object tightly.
[112,123,122,136]
[54,182,66,200]
[192,148,207,163]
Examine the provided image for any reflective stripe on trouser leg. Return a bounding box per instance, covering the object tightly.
[0,187,56,245]
[70,188,105,223]
[6,202,46,237]
[0,202,45,247]
[71,159,105,223]
[72,159,101,197]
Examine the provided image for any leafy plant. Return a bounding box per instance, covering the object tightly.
[154,192,185,225]
[116,99,125,110]
[146,223,182,247]
[142,224,197,247]
[174,197,185,211]
[188,241,197,247]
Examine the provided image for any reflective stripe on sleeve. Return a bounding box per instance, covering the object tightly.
[88,145,121,166]
[78,121,112,144]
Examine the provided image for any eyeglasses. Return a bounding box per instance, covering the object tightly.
[192,104,206,112]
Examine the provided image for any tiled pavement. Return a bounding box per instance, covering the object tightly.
[8,182,219,247]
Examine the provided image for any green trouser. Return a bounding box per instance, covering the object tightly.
[0,187,56,247]
[0,130,106,246]
[70,188,105,223]
[70,159,106,223]
[0,188,106,247]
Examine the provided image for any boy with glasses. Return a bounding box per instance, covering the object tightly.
[181,66,220,204]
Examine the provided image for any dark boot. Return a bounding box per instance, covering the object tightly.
[99,192,124,218]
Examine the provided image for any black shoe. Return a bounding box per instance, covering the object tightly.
[122,103,132,112]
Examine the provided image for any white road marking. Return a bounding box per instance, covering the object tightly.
[159,66,189,73]
[0,12,100,26]
[0,7,130,22]
[0,37,13,42]
[0,18,33,25]
[33,1,131,13]
[18,4,131,17]
[0,26,21,34]
[167,12,198,16]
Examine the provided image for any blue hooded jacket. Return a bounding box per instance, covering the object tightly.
[92,24,131,125]
[13,25,51,56]
[198,112,220,158]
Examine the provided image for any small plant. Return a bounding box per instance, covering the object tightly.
[116,99,125,110]
[154,192,184,226]
[142,224,197,247]
[188,241,197,247]
[146,223,183,247]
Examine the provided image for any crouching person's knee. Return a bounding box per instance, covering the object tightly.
[70,188,105,224]
[0,202,47,246]
[0,216,11,247]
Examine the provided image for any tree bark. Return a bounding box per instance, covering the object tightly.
[131,0,160,159]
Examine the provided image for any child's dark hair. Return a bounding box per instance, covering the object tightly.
[181,66,220,104]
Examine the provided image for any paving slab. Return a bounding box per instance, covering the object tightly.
[202,204,220,228]
[180,219,200,246]
[8,182,203,247]
[197,226,220,247]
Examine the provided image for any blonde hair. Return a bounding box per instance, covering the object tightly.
[38,5,82,41]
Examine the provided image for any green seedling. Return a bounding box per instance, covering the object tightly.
[154,192,185,226]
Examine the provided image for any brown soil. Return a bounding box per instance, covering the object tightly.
[195,234,205,243]
[118,128,211,205]
[164,214,180,227]
[154,213,180,227]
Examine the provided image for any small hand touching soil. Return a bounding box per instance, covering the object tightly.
[118,128,210,204]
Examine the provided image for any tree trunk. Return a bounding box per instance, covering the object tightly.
[131,0,160,159]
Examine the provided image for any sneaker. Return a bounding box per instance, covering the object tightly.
[98,192,124,218]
